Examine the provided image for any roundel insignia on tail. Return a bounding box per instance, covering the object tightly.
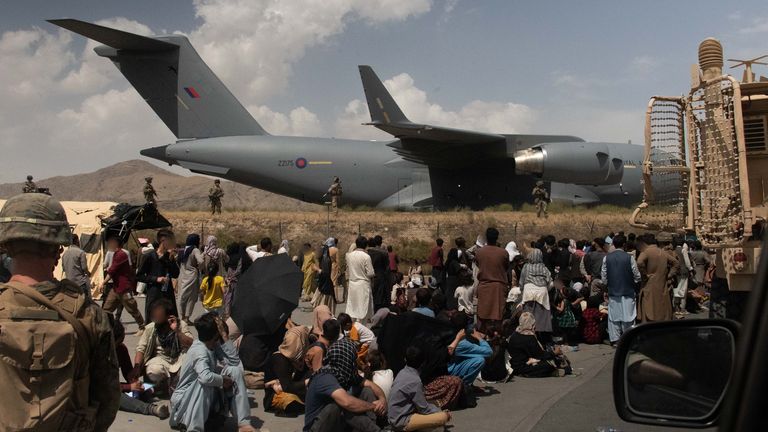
[296,157,307,169]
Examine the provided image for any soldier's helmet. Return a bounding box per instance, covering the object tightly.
[333,176,340,183]
[26,175,33,181]
[145,176,153,182]
[214,179,220,184]
[536,180,544,186]
[0,193,72,246]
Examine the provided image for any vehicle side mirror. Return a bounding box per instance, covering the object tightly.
[613,319,739,428]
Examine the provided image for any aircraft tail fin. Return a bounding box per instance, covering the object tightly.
[49,19,269,138]
[358,65,411,125]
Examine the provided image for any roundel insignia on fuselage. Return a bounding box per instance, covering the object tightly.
[296,157,307,169]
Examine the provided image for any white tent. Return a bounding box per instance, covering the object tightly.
[0,200,117,295]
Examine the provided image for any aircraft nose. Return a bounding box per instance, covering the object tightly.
[140,145,174,164]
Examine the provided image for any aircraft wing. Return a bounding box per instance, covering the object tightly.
[359,65,505,145]
[359,66,583,169]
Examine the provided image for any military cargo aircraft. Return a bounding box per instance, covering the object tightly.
[51,19,646,210]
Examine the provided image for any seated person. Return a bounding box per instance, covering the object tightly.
[447,312,492,387]
[169,313,256,432]
[479,322,510,383]
[507,312,562,378]
[391,274,409,313]
[552,290,580,348]
[134,298,193,390]
[238,320,288,372]
[454,272,476,315]
[304,338,387,432]
[200,261,226,315]
[412,288,435,318]
[363,349,394,401]
[263,323,311,415]
[338,312,376,361]
[311,305,334,339]
[388,346,451,431]
[114,320,169,419]
[306,318,341,373]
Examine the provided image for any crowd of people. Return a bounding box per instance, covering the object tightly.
[0,191,722,432]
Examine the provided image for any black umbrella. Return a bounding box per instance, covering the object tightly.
[101,203,172,243]
[231,253,303,336]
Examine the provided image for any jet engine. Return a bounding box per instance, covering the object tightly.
[513,142,624,186]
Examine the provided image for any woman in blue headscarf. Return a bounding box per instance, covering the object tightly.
[177,233,203,325]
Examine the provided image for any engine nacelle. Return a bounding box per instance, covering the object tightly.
[514,142,624,186]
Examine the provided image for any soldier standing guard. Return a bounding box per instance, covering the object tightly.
[0,193,121,431]
[22,175,37,193]
[532,180,550,218]
[208,179,224,215]
[327,176,343,214]
[143,176,158,205]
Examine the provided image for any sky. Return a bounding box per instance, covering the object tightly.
[2,0,768,183]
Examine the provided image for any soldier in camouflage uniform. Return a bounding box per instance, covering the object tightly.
[208,179,224,215]
[327,176,343,214]
[532,180,550,218]
[23,175,37,193]
[0,193,120,431]
[143,176,158,205]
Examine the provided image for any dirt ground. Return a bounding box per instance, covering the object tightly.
[164,207,638,265]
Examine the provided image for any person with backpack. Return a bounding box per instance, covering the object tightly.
[312,238,338,314]
[0,193,120,431]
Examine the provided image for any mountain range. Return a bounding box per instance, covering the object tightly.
[0,160,321,211]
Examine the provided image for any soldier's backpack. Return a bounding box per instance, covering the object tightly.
[0,281,96,432]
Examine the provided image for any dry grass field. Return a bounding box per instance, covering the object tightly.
[164,204,639,264]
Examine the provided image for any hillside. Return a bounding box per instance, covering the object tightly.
[0,160,321,211]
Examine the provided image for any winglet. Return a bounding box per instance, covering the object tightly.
[47,19,176,51]
[358,65,411,125]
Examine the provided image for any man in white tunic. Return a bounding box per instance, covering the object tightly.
[169,313,256,432]
[345,236,375,322]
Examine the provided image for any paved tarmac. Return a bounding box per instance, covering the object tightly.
[108,297,683,432]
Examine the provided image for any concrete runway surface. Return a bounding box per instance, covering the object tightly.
[108,297,695,432]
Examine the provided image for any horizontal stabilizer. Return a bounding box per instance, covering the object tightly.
[47,19,176,51]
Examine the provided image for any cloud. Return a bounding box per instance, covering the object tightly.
[189,0,432,101]
[0,1,433,183]
[334,72,536,139]
[247,105,324,136]
[629,55,659,76]
[739,17,768,34]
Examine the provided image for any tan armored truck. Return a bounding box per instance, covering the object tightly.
[631,38,768,319]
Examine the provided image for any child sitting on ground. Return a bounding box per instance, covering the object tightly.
[200,262,226,315]
[391,273,409,313]
[454,272,476,316]
[338,312,376,362]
